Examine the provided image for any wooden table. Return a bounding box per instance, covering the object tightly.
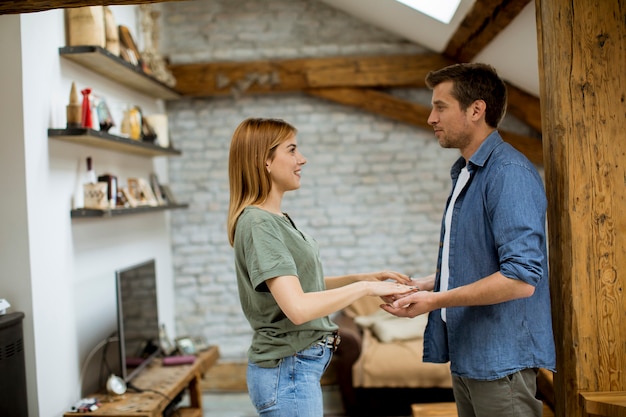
[65,346,219,417]
[580,391,626,417]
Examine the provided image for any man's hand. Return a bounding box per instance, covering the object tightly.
[380,290,434,318]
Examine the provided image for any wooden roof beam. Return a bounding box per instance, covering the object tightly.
[444,0,532,63]
[0,0,185,15]
[169,53,542,165]
[169,54,454,97]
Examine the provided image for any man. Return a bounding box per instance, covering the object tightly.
[382,63,556,417]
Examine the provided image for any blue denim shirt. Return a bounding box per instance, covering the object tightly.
[423,131,556,380]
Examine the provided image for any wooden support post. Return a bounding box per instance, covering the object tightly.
[535,1,626,416]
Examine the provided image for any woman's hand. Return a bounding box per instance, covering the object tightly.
[369,270,412,284]
[363,280,418,298]
[379,273,434,303]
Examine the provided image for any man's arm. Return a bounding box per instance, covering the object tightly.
[380,271,534,318]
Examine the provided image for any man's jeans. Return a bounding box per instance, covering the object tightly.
[452,368,542,417]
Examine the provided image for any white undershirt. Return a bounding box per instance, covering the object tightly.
[440,166,470,322]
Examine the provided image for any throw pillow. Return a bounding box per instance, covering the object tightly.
[354,309,428,343]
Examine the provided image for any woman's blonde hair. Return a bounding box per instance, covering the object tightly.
[227,118,297,246]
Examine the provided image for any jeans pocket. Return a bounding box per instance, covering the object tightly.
[296,344,331,378]
[246,361,280,411]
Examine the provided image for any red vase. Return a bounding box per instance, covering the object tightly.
[81,88,93,128]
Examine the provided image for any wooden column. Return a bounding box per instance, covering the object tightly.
[535,1,626,417]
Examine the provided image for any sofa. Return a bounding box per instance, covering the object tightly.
[331,297,453,416]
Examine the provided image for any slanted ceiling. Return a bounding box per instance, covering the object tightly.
[1,0,543,164]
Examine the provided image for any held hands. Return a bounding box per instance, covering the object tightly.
[364,280,418,298]
[379,274,437,318]
[380,274,435,304]
[380,290,432,318]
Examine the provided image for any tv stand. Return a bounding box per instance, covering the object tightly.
[65,346,219,417]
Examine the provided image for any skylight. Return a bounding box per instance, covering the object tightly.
[394,0,462,24]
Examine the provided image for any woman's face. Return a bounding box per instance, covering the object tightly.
[266,134,307,193]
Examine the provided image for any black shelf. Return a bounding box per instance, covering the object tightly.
[48,128,181,157]
[59,45,180,100]
[71,203,189,218]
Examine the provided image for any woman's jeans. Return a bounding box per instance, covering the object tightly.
[246,342,334,417]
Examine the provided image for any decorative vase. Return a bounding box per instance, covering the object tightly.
[104,7,120,56]
[65,6,105,47]
[81,88,94,128]
[66,82,82,128]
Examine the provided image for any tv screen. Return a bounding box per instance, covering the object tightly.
[115,259,161,382]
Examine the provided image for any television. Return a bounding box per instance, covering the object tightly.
[115,259,161,382]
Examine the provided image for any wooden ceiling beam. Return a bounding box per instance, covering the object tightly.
[308,87,543,166]
[444,0,532,63]
[170,52,542,133]
[506,84,542,133]
[0,0,185,15]
[307,87,432,130]
[169,54,454,97]
[169,52,543,165]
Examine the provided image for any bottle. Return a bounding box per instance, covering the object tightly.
[72,156,96,209]
[85,157,97,184]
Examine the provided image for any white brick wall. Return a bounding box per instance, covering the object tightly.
[160,0,535,360]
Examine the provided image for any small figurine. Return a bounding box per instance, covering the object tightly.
[66,82,82,128]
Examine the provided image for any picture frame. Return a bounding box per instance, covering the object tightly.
[121,186,138,208]
[149,173,166,205]
[127,177,159,206]
[160,184,178,205]
[118,25,142,68]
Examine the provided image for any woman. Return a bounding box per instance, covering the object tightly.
[227,118,415,416]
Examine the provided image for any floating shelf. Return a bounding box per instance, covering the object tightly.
[59,45,180,100]
[48,128,181,157]
[71,203,189,218]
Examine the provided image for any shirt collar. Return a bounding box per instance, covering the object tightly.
[450,130,504,178]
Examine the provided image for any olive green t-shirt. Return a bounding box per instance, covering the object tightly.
[234,206,337,367]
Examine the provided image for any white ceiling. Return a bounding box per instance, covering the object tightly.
[318,0,540,97]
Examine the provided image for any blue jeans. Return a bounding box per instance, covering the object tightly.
[246,342,334,417]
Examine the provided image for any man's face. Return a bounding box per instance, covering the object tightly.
[427,81,473,150]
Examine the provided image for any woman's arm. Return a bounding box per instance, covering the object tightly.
[324,270,411,289]
[267,275,415,325]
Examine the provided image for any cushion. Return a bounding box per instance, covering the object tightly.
[352,328,452,388]
[354,309,428,343]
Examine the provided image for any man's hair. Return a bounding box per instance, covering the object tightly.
[425,63,507,128]
[226,118,297,246]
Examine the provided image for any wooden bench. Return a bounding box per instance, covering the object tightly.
[412,402,457,416]
[411,402,555,417]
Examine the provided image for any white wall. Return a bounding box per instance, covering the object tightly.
[0,6,176,416]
